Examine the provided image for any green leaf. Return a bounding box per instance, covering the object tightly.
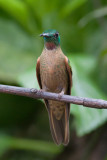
[59,0,88,18]
[0,18,41,83]
[0,135,62,156]
[98,50,107,94]
[0,0,36,33]
[18,68,39,89]
[69,54,107,136]
[78,6,107,27]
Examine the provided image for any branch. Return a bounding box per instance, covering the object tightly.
[0,84,107,109]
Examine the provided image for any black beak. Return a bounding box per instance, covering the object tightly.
[40,34,43,37]
[40,33,49,37]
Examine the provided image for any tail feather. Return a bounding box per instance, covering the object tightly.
[48,105,69,145]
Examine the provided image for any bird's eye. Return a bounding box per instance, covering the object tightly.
[54,33,59,38]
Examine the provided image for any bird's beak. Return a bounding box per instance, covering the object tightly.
[40,33,49,37]
[40,34,43,37]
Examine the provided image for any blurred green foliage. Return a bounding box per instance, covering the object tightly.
[0,0,107,159]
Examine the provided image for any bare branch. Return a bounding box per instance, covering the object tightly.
[0,84,107,109]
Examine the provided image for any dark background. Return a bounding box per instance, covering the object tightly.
[0,0,107,159]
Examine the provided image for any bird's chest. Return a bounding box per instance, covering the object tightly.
[40,53,67,92]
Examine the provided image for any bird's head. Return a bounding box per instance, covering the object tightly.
[40,29,60,50]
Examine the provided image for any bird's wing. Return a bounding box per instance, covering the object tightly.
[36,57,42,89]
[36,57,49,109]
[64,56,73,117]
[64,56,73,95]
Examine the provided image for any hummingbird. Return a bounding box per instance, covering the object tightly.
[36,29,72,145]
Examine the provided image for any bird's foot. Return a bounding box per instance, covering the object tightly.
[58,90,64,99]
[39,89,44,94]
